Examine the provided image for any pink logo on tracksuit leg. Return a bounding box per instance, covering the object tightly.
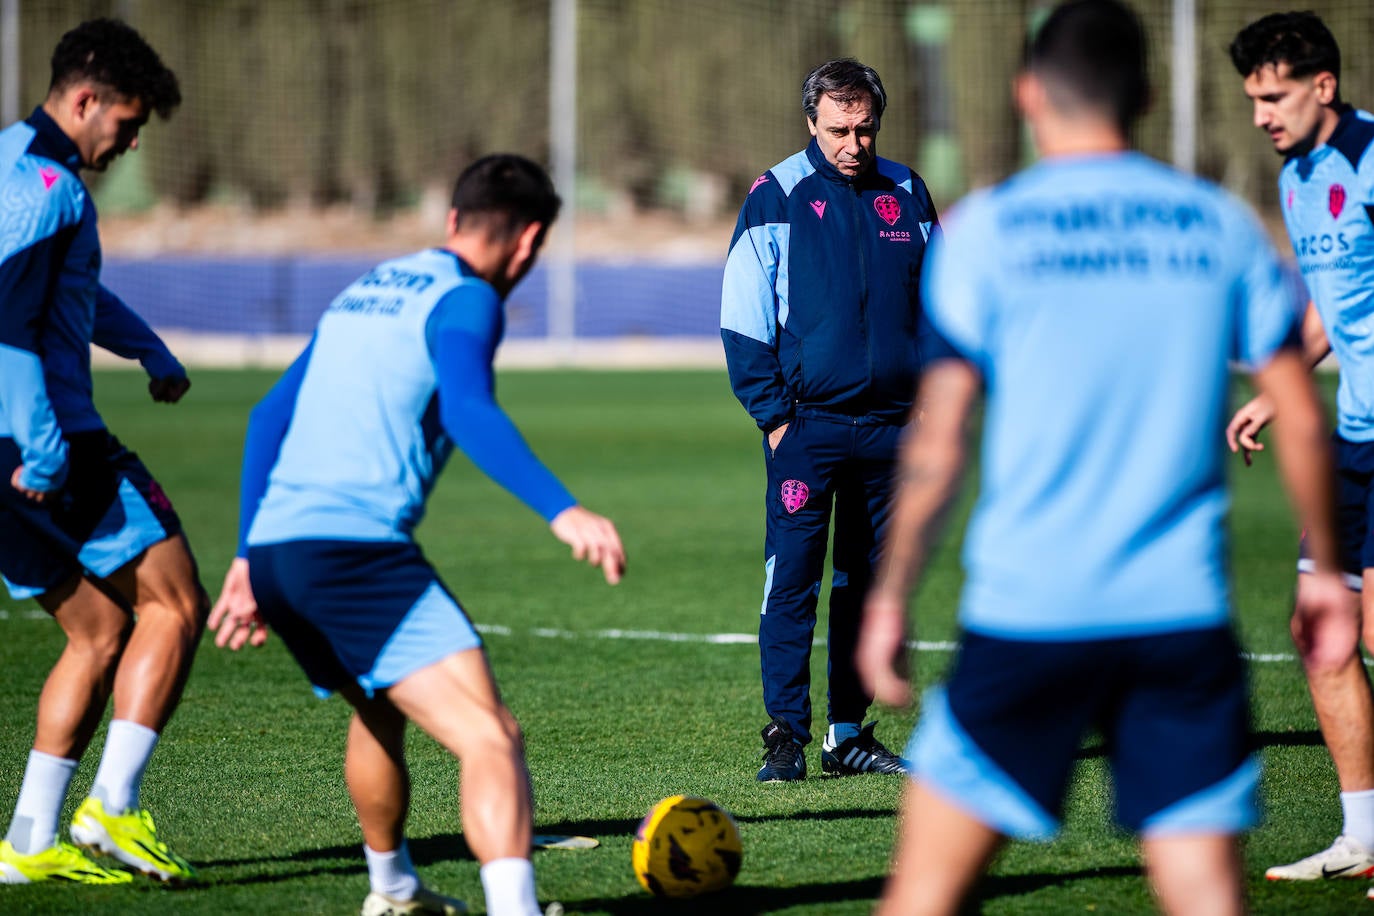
[780,479,810,514]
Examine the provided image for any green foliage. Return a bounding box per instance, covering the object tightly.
[13,1,1371,218]
[0,369,1365,913]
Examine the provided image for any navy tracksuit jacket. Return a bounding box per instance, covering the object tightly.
[721,138,938,743]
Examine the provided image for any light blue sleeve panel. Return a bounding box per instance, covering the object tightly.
[237,338,314,556]
[721,170,795,432]
[92,285,185,379]
[1226,202,1302,369]
[427,288,576,522]
[0,343,68,490]
[919,196,995,377]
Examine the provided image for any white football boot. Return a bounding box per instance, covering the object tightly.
[1265,834,1374,880]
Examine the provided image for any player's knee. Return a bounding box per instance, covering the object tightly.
[68,614,132,668]
[464,705,525,761]
[1300,637,1363,675]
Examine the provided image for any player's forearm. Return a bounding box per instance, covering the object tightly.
[1260,354,1339,572]
[874,445,963,601]
[1300,301,1332,371]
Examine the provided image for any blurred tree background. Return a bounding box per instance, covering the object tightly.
[7,0,1372,223]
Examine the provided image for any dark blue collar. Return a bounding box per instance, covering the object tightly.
[1324,104,1374,172]
[804,137,884,188]
[24,106,83,172]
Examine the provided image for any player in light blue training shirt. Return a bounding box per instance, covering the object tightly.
[856,3,1345,913]
[1227,12,1374,885]
[0,19,203,888]
[210,155,626,916]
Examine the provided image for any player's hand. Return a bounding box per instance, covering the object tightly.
[10,465,54,504]
[1226,394,1275,467]
[549,505,627,585]
[1289,570,1357,658]
[148,375,191,403]
[767,422,790,453]
[209,557,269,649]
[857,588,913,708]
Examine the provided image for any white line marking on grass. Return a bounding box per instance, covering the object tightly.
[0,609,48,620]
[472,626,1322,663]
[0,613,1345,666]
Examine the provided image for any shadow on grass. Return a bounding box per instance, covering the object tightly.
[193,809,896,888]
[976,864,1141,903]
[1074,728,1325,762]
[565,876,885,914]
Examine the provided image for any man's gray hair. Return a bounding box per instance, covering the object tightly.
[802,58,887,124]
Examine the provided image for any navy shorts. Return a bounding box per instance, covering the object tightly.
[248,539,482,697]
[906,627,1257,839]
[0,431,182,599]
[1298,434,1374,589]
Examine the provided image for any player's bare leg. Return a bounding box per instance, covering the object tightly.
[1292,573,1374,793]
[387,647,533,863]
[102,534,208,731]
[342,691,410,852]
[1142,833,1245,916]
[32,576,131,759]
[1265,571,1374,880]
[60,535,205,882]
[875,781,1001,916]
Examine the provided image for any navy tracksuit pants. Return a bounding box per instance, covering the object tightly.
[759,411,904,744]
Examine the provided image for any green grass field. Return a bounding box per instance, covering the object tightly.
[0,368,1362,914]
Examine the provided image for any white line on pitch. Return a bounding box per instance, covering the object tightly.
[470,624,1328,664]
[0,612,1341,665]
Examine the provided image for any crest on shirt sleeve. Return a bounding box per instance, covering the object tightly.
[1329,183,1346,219]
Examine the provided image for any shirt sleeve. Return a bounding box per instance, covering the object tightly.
[92,285,185,379]
[426,287,576,522]
[0,231,74,492]
[720,176,793,431]
[1229,203,1302,367]
[237,337,314,556]
[919,201,992,375]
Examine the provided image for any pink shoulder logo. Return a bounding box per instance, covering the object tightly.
[749,174,770,195]
[780,479,810,514]
[810,200,827,219]
[39,166,59,191]
[873,194,901,226]
[1329,183,1346,219]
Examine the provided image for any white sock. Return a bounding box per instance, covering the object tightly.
[480,856,540,916]
[91,720,159,814]
[4,750,79,854]
[1341,789,1374,849]
[364,841,420,899]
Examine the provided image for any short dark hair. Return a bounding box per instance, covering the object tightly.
[1024,0,1148,131]
[49,18,180,118]
[802,58,887,125]
[450,154,561,240]
[1229,11,1340,84]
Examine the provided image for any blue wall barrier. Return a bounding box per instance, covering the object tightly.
[102,257,728,339]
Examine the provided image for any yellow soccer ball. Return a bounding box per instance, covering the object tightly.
[631,795,743,898]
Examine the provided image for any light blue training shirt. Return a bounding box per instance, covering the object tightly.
[1279,106,1374,441]
[242,248,574,550]
[923,151,1300,640]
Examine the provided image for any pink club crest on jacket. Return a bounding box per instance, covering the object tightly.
[873,194,901,226]
[780,479,810,514]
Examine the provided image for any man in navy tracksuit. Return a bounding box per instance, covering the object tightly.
[721,58,938,781]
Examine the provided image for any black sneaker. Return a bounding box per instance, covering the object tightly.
[821,722,907,776]
[757,716,806,782]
